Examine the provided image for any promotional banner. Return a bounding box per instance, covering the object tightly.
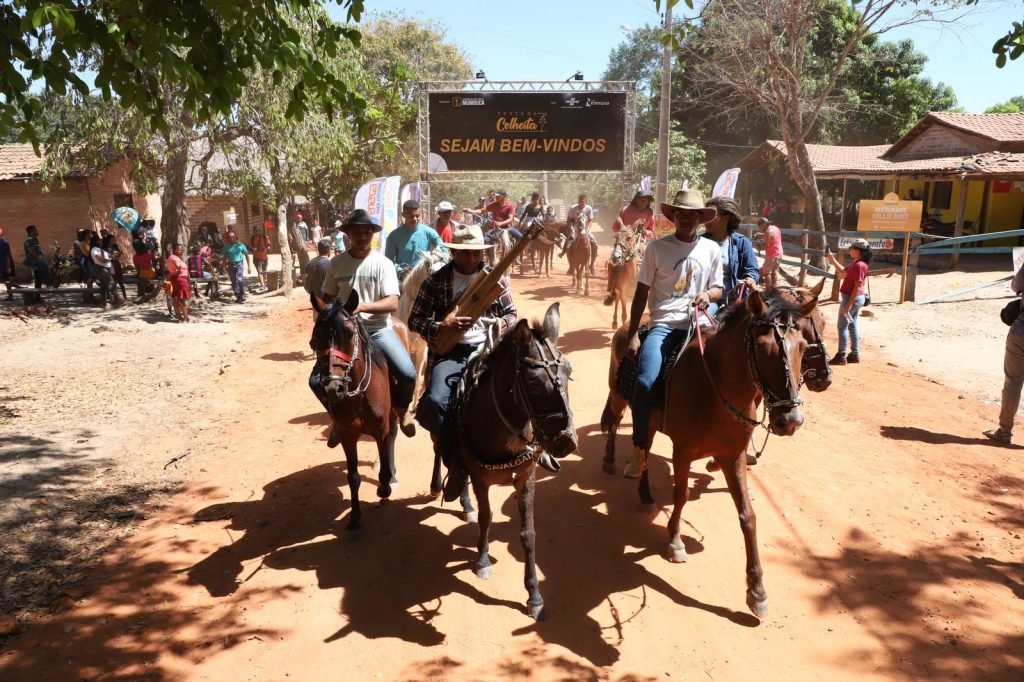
[428,91,627,171]
[354,175,402,248]
[399,182,420,211]
[712,168,741,199]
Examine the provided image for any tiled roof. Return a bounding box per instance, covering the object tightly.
[0,144,44,181]
[739,140,1024,178]
[926,112,1024,144]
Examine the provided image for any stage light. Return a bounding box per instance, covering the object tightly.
[475,70,486,79]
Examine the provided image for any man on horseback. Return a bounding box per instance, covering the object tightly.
[623,188,723,478]
[484,189,521,244]
[613,189,657,240]
[321,209,419,437]
[385,200,447,282]
[558,194,598,275]
[407,223,518,500]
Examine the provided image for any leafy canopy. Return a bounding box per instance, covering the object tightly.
[0,0,370,145]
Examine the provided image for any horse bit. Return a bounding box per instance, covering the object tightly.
[745,312,804,414]
[316,315,373,399]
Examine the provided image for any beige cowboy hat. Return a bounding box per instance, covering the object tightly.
[661,188,717,223]
[447,223,494,250]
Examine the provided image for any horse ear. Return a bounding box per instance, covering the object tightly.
[747,289,767,317]
[808,277,825,299]
[514,319,532,346]
[343,289,360,315]
[542,302,561,340]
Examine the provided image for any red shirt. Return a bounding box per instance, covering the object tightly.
[616,205,655,238]
[250,233,269,260]
[132,252,154,271]
[486,198,515,225]
[435,220,455,243]
[840,260,868,295]
[763,225,783,258]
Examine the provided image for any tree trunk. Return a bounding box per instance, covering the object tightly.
[288,223,311,271]
[160,138,191,256]
[786,140,827,270]
[276,199,294,297]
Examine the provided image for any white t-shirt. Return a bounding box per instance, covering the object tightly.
[310,224,323,242]
[452,268,487,346]
[637,234,723,329]
[321,250,400,333]
[90,246,112,270]
[566,204,593,224]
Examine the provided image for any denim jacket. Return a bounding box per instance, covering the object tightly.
[703,232,761,303]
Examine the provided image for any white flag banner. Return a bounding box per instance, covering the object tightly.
[712,168,741,199]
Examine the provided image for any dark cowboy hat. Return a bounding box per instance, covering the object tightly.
[342,208,382,233]
[661,188,717,222]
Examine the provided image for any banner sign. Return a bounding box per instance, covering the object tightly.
[354,175,401,249]
[856,193,922,232]
[428,91,627,171]
[712,168,741,199]
[839,237,894,251]
[1013,246,1024,271]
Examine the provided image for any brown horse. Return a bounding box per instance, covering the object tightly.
[603,223,646,328]
[566,215,591,296]
[599,281,831,618]
[309,291,412,532]
[434,303,578,619]
[527,230,558,277]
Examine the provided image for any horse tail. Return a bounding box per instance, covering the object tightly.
[600,394,616,434]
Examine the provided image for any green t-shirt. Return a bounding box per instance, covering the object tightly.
[223,241,249,263]
[24,236,42,262]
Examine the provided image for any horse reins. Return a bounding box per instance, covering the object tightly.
[318,312,374,400]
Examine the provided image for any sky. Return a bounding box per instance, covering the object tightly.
[329,0,1024,114]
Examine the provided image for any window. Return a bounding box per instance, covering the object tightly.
[113,193,134,208]
[930,182,952,211]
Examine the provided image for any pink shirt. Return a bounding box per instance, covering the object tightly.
[840,260,869,296]
[763,225,783,259]
[616,205,655,238]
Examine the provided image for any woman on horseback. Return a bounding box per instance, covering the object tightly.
[702,195,760,313]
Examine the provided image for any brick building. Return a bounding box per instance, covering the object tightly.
[0,144,161,262]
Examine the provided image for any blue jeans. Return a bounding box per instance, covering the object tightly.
[370,327,417,410]
[836,294,865,355]
[507,227,523,242]
[419,344,475,436]
[227,260,245,300]
[632,325,688,448]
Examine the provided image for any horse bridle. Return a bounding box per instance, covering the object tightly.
[799,314,832,387]
[490,335,573,450]
[745,311,804,414]
[314,311,373,399]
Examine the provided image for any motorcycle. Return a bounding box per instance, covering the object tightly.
[51,240,82,288]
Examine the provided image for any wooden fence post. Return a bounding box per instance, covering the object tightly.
[799,229,809,287]
[904,235,920,302]
[830,248,844,302]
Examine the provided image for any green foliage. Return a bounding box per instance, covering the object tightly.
[0,0,369,145]
[964,1,1023,67]
[633,122,707,194]
[985,96,1024,113]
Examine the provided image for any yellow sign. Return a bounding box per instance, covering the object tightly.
[856,192,922,232]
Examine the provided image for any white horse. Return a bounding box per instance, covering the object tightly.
[397,246,450,414]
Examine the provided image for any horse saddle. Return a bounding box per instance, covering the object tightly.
[614,325,690,407]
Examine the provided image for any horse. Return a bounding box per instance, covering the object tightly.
[433,303,578,620]
[566,215,591,296]
[603,223,646,328]
[308,291,414,533]
[397,246,450,415]
[599,280,830,618]
[527,229,558,277]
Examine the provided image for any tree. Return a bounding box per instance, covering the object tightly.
[602,25,665,145]
[0,0,370,145]
[633,122,707,194]
[985,96,1024,113]
[680,0,965,261]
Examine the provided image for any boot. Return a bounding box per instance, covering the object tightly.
[442,464,466,502]
[623,446,647,479]
[396,406,416,437]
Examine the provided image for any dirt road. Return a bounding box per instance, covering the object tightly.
[1,255,1022,681]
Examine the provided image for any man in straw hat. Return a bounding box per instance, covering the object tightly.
[622,188,724,478]
[408,222,518,500]
[321,209,419,437]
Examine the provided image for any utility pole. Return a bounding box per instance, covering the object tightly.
[655,3,673,208]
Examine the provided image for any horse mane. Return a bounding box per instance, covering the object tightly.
[717,288,807,327]
[397,247,448,323]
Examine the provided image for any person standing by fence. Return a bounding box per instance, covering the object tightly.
[825,238,871,365]
[983,262,1024,445]
[757,217,783,287]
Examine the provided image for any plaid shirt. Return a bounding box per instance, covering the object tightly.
[408,261,517,350]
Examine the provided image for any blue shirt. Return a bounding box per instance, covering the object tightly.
[385,224,447,274]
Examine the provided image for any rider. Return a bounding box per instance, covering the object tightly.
[613,190,657,240]
[559,194,598,275]
[623,188,723,478]
[483,189,521,244]
[385,199,447,282]
[702,195,760,313]
[322,209,419,437]
[408,222,518,500]
[518,192,545,231]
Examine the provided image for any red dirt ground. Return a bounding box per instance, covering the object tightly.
[1,259,1022,681]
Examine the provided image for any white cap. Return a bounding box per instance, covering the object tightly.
[437,201,454,213]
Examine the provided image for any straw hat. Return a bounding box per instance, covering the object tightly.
[447,224,493,250]
[661,188,717,222]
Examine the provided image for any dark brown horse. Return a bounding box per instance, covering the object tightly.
[433,303,578,619]
[566,215,591,296]
[527,229,558,277]
[309,291,411,533]
[600,281,831,618]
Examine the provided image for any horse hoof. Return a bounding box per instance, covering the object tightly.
[475,564,492,580]
[376,485,392,499]
[464,510,478,524]
[527,603,547,621]
[601,460,616,475]
[667,545,688,563]
[747,593,768,619]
